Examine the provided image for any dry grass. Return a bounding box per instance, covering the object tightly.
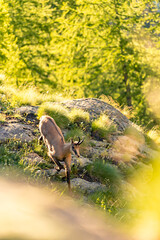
[100,95,133,119]
[91,114,116,139]
[37,102,70,128]
[0,85,67,107]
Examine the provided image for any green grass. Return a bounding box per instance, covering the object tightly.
[86,160,131,220]
[145,127,160,149]
[0,85,67,107]
[37,102,70,128]
[0,142,20,166]
[64,128,86,142]
[88,189,126,217]
[69,108,90,125]
[91,114,116,139]
[87,160,122,186]
[0,140,26,179]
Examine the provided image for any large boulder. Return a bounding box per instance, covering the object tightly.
[71,178,106,194]
[15,106,38,116]
[62,98,131,132]
[15,106,38,122]
[0,122,35,142]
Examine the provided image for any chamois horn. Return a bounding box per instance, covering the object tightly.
[77,136,84,145]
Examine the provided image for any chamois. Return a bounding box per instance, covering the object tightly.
[39,115,84,190]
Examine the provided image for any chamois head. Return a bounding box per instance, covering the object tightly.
[70,137,84,157]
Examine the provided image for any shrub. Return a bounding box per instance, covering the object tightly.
[37,102,70,128]
[87,160,122,186]
[91,114,116,140]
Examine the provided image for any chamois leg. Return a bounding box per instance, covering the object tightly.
[65,165,71,191]
[38,135,43,144]
[48,152,64,171]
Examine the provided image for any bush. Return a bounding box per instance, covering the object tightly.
[87,160,122,186]
[91,114,116,140]
[37,102,70,128]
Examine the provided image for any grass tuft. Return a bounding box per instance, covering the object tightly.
[0,85,67,107]
[91,114,116,140]
[37,102,70,128]
[69,108,90,125]
[146,127,160,145]
[87,160,122,186]
[88,189,125,216]
[64,128,85,142]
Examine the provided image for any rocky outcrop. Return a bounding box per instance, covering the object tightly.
[22,153,47,166]
[15,106,38,116]
[71,178,106,194]
[72,155,92,168]
[0,98,156,195]
[0,122,35,142]
[62,98,131,132]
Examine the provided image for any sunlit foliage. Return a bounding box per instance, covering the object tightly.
[0,0,159,125]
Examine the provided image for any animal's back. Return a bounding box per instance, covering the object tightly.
[39,115,65,146]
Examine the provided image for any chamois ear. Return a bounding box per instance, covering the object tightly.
[71,138,74,144]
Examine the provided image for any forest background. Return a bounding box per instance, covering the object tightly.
[0,0,160,128]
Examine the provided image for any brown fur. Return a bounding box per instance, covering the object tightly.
[39,115,83,190]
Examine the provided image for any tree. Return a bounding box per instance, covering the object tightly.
[6,0,56,87]
[0,0,18,81]
[49,0,159,123]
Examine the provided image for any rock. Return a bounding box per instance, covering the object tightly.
[58,169,66,178]
[71,178,106,194]
[15,106,38,116]
[15,106,38,122]
[36,169,57,177]
[62,98,131,132]
[84,142,110,161]
[72,155,92,168]
[78,156,92,167]
[22,153,47,166]
[0,123,35,142]
[90,139,110,148]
